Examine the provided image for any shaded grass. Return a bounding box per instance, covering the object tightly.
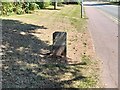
[18,62,99,88]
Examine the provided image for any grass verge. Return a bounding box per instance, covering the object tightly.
[1,4,101,88]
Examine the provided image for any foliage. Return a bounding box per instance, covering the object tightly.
[36,2,45,9]
[1,2,24,15]
[36,2,50,9]
[29,3,40,10]
[57,0,64,6]
[1,0,67,16]
[1,2,45,16]
[13,2,24,15]
[23,2,30,13]
[1,2,14,15]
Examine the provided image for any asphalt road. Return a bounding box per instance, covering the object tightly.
[84,2,119,22]
[95,4,119,22]
[84,2,118,88]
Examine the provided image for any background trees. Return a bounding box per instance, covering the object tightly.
[1,2,40,15]
[1,0,79,16]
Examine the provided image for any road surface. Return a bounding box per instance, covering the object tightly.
[84,2,119,22]
[84,2,118,88]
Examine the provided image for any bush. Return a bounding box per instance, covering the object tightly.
[57,0,64,6]
[36,2,50,9]
[16,7,24,15]
[44,2,50,7]
[1,2,51,16]
[22,2,30,13]
[13,2,24,15]
[2,2,14,15]
[29,3,39,11]
[36,2,44,9]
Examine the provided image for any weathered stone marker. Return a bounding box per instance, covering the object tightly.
[52,32,67,57]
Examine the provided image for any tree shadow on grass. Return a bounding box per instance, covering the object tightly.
[2,19,49,64]
[1,19,86,88]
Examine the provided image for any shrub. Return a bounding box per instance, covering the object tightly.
[57,0,64,6]
[13,2,24,15]
[29,3,39,11]
[44,2,50,7]
[36,2,44,9]
[22,2,30,13]
[1,1,51,16]
[36,2,50,9]
[2,2,14,15]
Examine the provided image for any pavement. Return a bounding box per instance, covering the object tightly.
[84,2,118,88]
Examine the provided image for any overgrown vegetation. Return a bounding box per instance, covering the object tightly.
[1,2,40,15]
[1,1,55,16]
[1,0,82,16]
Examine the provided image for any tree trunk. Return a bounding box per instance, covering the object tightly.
[54,1,57,9]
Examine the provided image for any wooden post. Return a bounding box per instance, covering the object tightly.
[81,0,84,18]
[52,32,67,57]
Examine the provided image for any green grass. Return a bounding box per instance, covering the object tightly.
[81,55,91,64]
[7,57,99,88]
[58,5,87,32]
[78,77,97,88]
[30,58,99,88]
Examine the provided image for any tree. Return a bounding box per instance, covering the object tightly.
[53,0,57,9]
